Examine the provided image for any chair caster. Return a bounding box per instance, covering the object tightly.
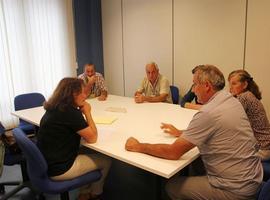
[0,185,5,194]
[35,194,46,200]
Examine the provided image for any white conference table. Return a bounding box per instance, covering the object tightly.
[12,95,199,178]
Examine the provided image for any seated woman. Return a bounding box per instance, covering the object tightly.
[228,70,270,161]
[37,77,111,200]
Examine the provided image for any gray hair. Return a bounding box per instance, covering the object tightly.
[146,62,159,70]
[195,64,225,91]
[228,69,261,100]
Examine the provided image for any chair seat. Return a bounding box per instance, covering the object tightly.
[12,128,102,199]
[4,151,23,165]
[40,170,101,194]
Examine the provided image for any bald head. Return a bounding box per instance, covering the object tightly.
[84,63,95,77]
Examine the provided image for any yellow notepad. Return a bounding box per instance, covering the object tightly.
[93,117,117,124]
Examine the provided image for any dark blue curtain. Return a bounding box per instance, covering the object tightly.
[73,0,104,75]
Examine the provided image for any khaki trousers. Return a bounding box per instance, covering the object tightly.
[51,148,111,195]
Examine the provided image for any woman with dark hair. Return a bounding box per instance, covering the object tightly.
[228,70,270,160]
[37,77,111,200]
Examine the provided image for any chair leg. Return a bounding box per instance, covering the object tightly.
[60,192,70,200]
[35,193,46,200]
[0,185,4,194]
[0,181,21,194]
[0,160,30,197]
[0,182,27,200]
[20,160,29,181]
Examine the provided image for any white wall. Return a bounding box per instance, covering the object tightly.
[102,0,124,96]
[102,0,270,117]
[245,0,270,116]
[174,0,246,94]
[102,0,173,97]
[122,0,173,97]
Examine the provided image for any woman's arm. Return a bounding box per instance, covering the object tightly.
[78,102,97,143]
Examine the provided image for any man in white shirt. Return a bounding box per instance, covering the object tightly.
[134,62,172,103]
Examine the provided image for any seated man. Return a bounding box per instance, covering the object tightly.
[78,63,108,101]
[134,62,172,103]
[126,64,262,200]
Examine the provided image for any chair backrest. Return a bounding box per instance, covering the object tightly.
[257,179,270,200]
[0,122,5,175]
[170,85,180,104]
[0,124,24,166]
[12,128,48,187]
[14,92,45,111]
[262,160,270,181]
[0,122,5,136]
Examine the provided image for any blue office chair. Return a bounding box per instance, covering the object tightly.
[14,92,45,135]
[257,178,270,200]
[0,123,31,200]
[170,85,180,104]
[12,128,102,200]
